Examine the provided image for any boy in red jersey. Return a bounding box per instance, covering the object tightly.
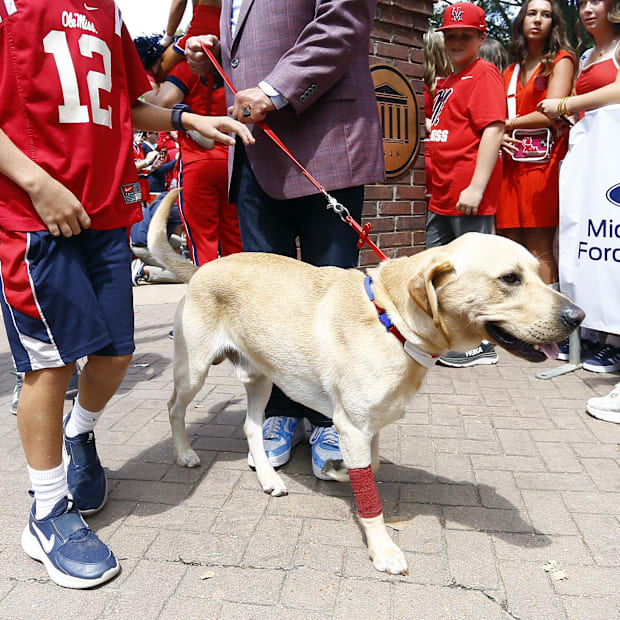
[427,2,506,368]
[0,0,252,589]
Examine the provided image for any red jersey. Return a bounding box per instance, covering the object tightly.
[576,44,620,95]
[428,58,506,216]
[167,61,227,163]
[0,0,151,232]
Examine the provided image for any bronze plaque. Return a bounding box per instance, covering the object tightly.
[371,63,420,178]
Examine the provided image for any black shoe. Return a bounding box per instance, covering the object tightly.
[437,342,498,368]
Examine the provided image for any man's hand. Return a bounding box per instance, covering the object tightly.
[185,35,220,76]
[183,113,256,147]
[456,185,483,216]
[29,173,91,237]
[230,87,276,123]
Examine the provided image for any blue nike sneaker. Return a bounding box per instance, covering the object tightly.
[21,496,119,589]
[309,425,343,480]
[247,416,306,468]
[64,414,107,515]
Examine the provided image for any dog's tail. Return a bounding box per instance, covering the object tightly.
[147,188,198,284]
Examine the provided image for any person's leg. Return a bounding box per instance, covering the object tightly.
[294,186,364,479]
[498,227,525,245]
[425,210,456,248]
[178,159,220,266]
[436,215,498,367]
[0,230,122,588]
[521,227,558,284]
[213,156,243,257]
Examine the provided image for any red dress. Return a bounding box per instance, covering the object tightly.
[497,50,575,229]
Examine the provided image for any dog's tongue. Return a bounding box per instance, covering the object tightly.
[540,342,560,359]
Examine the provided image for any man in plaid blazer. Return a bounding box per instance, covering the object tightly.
[186,0,385,479]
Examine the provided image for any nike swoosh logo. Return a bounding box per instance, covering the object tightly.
[84,3,99,10]
[32,523,55,554]
[461,76,474,80]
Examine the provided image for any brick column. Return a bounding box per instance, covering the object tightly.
[363,0,432,266]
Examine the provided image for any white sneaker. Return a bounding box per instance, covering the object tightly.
[586,383,620,423]
[247,416,306,468]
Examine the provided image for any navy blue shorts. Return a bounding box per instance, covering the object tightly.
[0,228,135,372]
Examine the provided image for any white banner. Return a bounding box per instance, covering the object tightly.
[559,104,620,334]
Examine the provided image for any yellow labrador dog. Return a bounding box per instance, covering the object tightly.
[148,190,584,575]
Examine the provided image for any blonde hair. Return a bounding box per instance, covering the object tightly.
[424,29,452,98]
[479,38,509,72]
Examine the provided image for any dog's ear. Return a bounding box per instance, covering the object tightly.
[407,252,454,336]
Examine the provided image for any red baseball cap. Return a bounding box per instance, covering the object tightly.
[438,2,487,33]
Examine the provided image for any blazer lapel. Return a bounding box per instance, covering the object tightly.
[231,0,256,52]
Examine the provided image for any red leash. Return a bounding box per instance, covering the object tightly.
[200,41,387,262]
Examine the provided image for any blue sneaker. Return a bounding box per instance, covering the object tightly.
[21,497,119,589]
[557,340,570,361]
[247,416,305,468]
[64,415,107,515]
[309,425,343,480]
[583,344,620,373]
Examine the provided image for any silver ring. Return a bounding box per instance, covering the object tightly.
[242,106,251,118]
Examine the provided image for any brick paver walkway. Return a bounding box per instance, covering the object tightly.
[0,283,618,619]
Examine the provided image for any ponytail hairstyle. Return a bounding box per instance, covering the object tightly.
[424,29,452,98]
[511,0,576,76]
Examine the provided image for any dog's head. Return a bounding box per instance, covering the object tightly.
[407,233,584,361]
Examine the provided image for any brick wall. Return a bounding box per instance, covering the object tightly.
[362,0,432,266]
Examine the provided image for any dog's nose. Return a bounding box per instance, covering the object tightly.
[560,303,585,328]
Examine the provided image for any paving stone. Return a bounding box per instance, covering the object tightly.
[475,470,525,510]
[472,455,546,471]
[280,568,340,613]
[106,524,159,559]
[551,564,620,597]
[293,542,345,573]
[394,503,444,554]
[444,506,532,533]
[0,582,111,620]
[572,513,620,566]
[175,565,285,604]
[434,453,475,485]
[492,533,594,565]
[399,436,436,467]
[124,501,218,531]
[159,596,222,620]
[244,515,303,569]
[266,492,351,520]
[392,582,511,619]
[499,560,566,620]
[444,530,500,590]
[146,529,248,565]
[334,579,392,619]
[570,442,620,459]
[521,490,579,535]
[433,439,501,455]
[561,596,620,620]
[514,472,596,492]
[400,483,479,506]
[219,602,331,619]
[109,479,193,504]
[463,417,496,441]
[536,442,584,473]
[561,490,620,514]
[581,458,620,492]
[496,429,538,456]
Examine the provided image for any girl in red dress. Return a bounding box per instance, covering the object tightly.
[498,0,576,284]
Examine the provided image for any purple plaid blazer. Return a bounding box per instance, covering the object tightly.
[220,0,385,200]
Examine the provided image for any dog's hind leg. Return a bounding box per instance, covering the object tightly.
[168,328,214,468]
[243,375,289,497]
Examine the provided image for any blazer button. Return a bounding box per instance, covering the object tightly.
[231,58,239,68]
[300,94,307,102]
[310,84,317,92]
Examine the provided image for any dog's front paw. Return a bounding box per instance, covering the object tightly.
[176,448,201,468]
[258,471,288,497]
[369,540,408,575]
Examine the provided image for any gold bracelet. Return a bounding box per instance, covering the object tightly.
[558,97,569,116]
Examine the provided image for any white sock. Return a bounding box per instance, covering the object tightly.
[64,397,103,438]
[28,463,69,520]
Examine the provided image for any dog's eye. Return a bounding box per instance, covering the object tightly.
[501,273,521,285]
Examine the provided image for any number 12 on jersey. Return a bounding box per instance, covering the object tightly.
[43,30,112,128]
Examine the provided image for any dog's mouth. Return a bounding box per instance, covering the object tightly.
[485,322,558,362]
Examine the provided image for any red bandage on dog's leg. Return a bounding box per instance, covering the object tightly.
[348,465,383,519]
